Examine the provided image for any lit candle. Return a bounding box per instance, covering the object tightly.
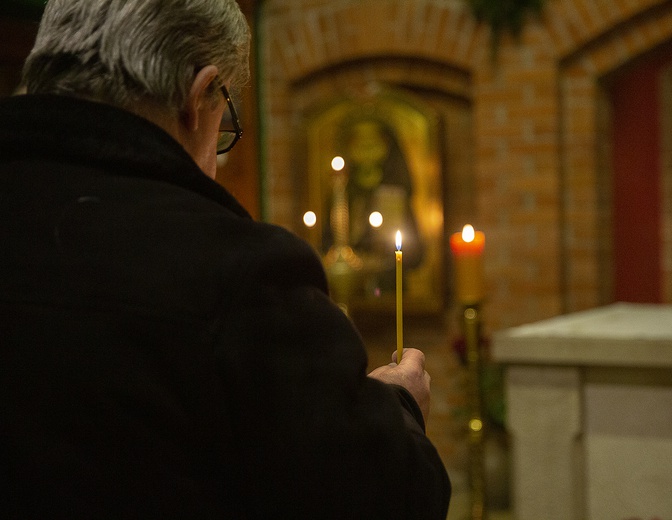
[395,230,403,363]
[449,224,485,304]
[302,211,317,228]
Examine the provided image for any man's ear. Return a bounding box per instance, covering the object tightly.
[182,65,220,132]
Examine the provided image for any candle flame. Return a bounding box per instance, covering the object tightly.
[369,211,383,228]
[331,156,345,171]
[395,230,402,250]
[462,224,475,243]
[303,211,317,228]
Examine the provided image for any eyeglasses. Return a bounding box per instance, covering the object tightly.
[217,85,242,155]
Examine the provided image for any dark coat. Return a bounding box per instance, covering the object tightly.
[0,94,450,519]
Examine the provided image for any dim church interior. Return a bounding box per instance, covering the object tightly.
[3,1,672,519]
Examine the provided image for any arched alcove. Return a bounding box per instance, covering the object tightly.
[286,56,474,320]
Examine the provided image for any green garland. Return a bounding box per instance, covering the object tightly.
[468,0,546,51]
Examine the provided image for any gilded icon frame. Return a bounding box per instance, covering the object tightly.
[302,88,444,315]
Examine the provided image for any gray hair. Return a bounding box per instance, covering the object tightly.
[22,0,250,112]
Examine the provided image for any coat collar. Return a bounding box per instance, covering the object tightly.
[0,94,251,219]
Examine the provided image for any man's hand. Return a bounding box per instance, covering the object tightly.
[368,348,431,422]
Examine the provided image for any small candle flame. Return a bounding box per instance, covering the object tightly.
[369,211,383,228]
[395,230,402,251]
[462,224,475,243]
[303,211,317,228]
[331,156,345,171]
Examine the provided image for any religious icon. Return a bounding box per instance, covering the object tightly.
[302,88,443,315]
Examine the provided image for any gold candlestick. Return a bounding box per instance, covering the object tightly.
[324,158,361,314]
[463,304,486,520]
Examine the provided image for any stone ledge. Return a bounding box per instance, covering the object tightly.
[492,302,672,368]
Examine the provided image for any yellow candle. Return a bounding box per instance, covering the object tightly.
[395,230,403,363]
[449,224,485,304]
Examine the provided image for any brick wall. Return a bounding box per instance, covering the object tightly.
[258,0,672,331]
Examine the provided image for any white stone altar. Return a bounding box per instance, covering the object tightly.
[492,302,672,520]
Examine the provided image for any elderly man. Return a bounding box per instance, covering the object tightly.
[0,0,450,518]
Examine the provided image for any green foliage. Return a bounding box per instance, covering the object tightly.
[468,0,546,52]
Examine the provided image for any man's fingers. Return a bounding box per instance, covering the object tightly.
[395,348,426,367]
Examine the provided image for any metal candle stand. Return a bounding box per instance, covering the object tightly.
[462,303,486,520]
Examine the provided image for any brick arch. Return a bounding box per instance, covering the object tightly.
[289,55,471,98]
[543,0,670,59]
[258,0,482,226]
[260,0,483,87]
[557,0,672,310]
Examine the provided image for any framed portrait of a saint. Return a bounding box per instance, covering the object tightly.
[301,88,444,317]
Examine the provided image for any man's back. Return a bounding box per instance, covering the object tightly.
[0,94,451,518]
